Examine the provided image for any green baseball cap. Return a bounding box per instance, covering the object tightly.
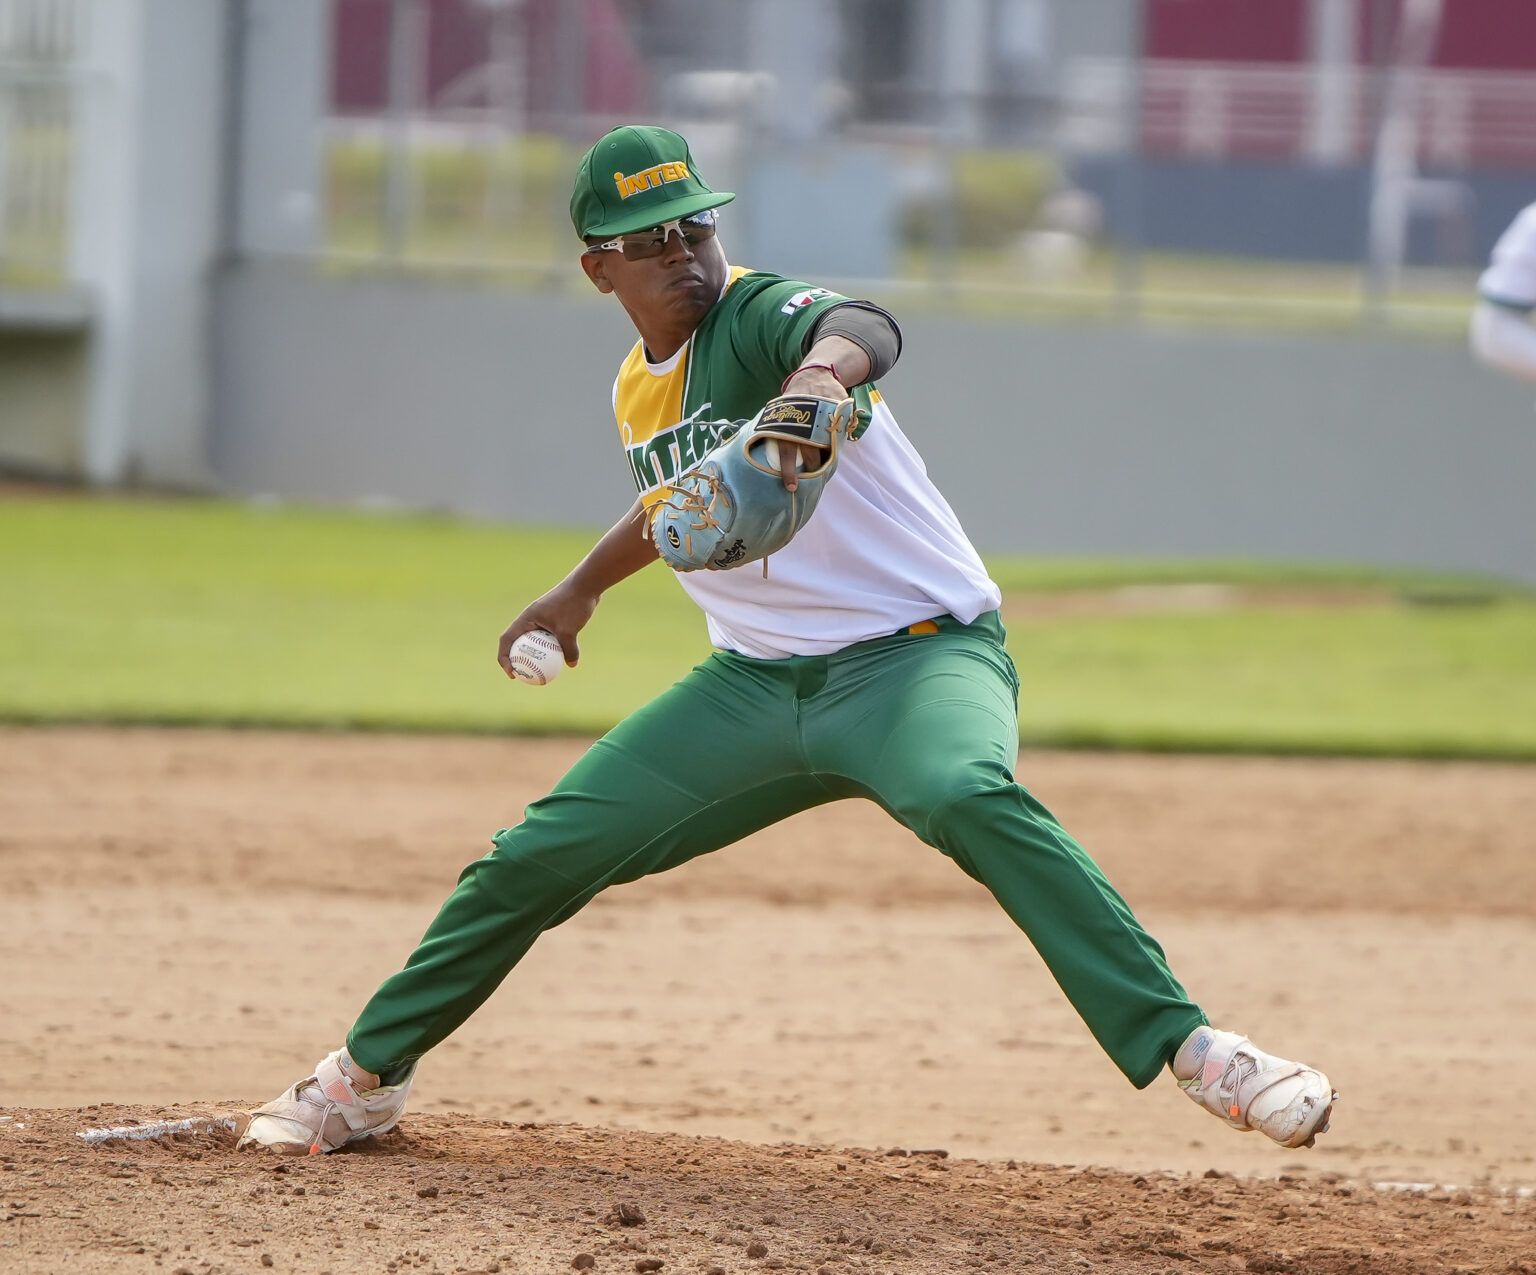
[570,125,735,239]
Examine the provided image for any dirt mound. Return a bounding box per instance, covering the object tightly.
[5,1107,1530,1275]
[6,728,1536,1270]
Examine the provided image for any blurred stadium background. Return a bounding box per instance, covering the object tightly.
[1,0,1534,580]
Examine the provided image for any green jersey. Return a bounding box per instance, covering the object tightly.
[613,266,873,505]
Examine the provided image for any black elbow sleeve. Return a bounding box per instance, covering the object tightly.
[806,301,903,383]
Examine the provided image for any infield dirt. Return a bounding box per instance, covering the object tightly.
[3,727,1534,1273]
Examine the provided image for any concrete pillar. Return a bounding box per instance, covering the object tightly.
[73,0,228,486]
[234,0,328,258]
[1306,0,1359,166]
[748,0,839,144]
[936,0,988,143]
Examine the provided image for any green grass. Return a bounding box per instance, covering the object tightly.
[323,133,578,270]
[984,555,1519,600]
[1009,605,1536,756]
[0,123,73,288]
[0,496,712,734]
[2,493,1534,757]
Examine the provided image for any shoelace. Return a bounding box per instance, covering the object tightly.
[652,467,739,538]
[308,1095,339,1155]
[1177,1039,1260,1123]
[1218,1048,1260,1122]
[1221,1047,1311,1129]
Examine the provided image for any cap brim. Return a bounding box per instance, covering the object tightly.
[587,190,736,238]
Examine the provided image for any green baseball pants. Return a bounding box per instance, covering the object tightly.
[347,612,1205,1090]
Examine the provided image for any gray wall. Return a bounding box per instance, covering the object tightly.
[1075,157,1536,266]
[212,263,1536,583]
[211,266,642,521]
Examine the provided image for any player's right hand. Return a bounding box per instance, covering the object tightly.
[497,583,597,678]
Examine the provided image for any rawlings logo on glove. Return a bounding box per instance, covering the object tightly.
[648,394,862,574]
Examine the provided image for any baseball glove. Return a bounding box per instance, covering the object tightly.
[649,394,862,574]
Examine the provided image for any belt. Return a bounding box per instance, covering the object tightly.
[899,610,1005,644]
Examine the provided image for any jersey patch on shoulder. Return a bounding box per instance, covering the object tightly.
[780,287,839,316]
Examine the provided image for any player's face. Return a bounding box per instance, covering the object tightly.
[580,218,729,339]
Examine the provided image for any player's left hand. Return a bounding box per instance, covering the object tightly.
[770,440,825,492]
[649,394,858,573]
[777,367,846,489]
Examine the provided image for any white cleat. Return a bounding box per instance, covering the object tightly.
[1172,1026,1336,1149]
[236,1048,413,1155]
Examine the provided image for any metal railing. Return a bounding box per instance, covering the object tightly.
[0,0,89,290]
[1057,58,1536,169]
[282,2,1536,331]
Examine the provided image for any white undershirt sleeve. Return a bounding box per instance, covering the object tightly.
[1469,302,1536,386]
[1478,203,1536,310]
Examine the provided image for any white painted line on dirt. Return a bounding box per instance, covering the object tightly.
[75,1117,238,1145]
[1372,1181,1535,1198]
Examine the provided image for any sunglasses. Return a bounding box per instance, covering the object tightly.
[587,209,719,261]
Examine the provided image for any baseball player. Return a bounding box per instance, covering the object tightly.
[238,126,1335,1156]
[1470,201,1536,386]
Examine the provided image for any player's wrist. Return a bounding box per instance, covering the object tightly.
[779,362,844,395]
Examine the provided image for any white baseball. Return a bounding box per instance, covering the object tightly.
[759,438,805,473]
[509,629,565,685]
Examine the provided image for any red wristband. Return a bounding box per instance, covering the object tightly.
[780,362,840,394]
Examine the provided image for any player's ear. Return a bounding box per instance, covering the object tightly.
[580,250,615,295]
